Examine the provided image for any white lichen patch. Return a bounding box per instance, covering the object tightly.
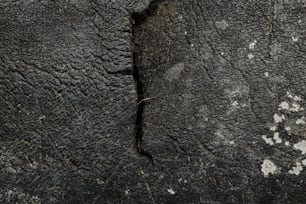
[261,91,306,176]
[286,91,293,98]
[289,162,303,175]
[264,72,269,77]
[270,125,277,131]
[167,188,175,195]
[296,117,305,125]
[293,95,302,102]
[249,40,257,49]
[261,159,279,177]
[292,36,299,42]
[231,101,239,107]
[274,113,285,123]
[273,132,282,144]
[262,135,274,145]
[279,101,289,110]
[293,140,306,154]
[290,102,303,112]
[248,53,254,59]
[285,126,291,132]
[215,19,229,30]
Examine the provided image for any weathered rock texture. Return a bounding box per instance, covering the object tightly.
[1,0,306,203]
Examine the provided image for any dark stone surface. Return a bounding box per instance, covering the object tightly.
[1,0,306,203]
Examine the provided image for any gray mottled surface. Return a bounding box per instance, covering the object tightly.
[1,0,306,203]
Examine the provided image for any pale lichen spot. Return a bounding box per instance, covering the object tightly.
[165,63,185,82]
[215,19,229,30]
[38,115,46,121]
[273,113,285,123]
[261,159,279,177]
[293,140,306,154]
[264,72,269,77]
[290,102,303,112]
[302,159,306,166]
[249,40,257,49]
[262,135,274,145]
[270,125,277,132]
[231,101,239,107]
[293,95,302,101]
[292,36,299,42]
[296,117,305,125]
[289,162,303,175]
[273,132,282,144]
[285,126,291,132]
[167,188,175,195]
[229,140,235,145]
[285,141,290,146]
[287,91,293,99]
[248,53,254,59]
[278,101,289,110]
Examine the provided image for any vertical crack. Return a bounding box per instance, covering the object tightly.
[131,10,155,165]
[131,0,166,165]
[132,56,154,164]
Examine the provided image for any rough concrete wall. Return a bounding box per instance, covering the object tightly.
[1,0,306,203]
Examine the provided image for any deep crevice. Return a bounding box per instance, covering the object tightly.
[131,2,163,164]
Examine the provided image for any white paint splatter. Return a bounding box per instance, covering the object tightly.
[273,132,282,144]
[294,140,306,154]
[248,54,254,59]
[249,40,257,49]
[261,159,279,177]
[167,188,175,195]
[262,135,274,145]
[289,162,303,175]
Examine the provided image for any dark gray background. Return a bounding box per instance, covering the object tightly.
[1,0,306,203]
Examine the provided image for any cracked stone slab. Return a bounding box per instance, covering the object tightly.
[1,0,306,203]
